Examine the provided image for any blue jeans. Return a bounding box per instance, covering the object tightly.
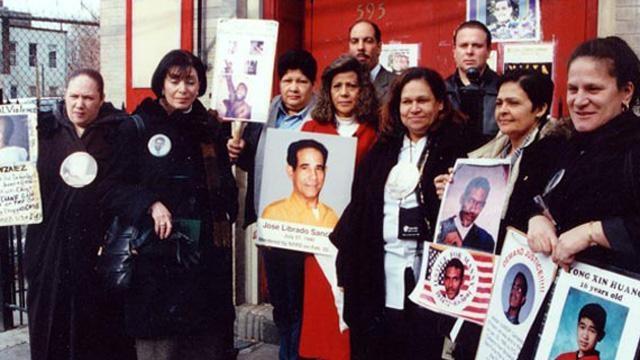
[263,248,305,360]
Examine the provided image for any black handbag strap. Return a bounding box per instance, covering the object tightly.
[131,114,145,138]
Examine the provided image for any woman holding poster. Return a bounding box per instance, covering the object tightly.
[331,67,471,360]
[525,37,640,273]
[435,68,556,252]
[298,55,378,360]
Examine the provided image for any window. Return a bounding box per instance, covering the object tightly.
[28,86,36,97]
[10,85,17,99]
[29,43,37,67]
[9,42,16,66]
[48,86,58,96]
[48,51,56,68]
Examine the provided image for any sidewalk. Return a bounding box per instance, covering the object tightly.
[0,304,280,359]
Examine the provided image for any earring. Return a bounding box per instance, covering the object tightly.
[622,102,630,112]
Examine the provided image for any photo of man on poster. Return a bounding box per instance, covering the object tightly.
[436,176,495,253]
[443,258,465,300]
[262,139,338,228]
[504,272,528,325]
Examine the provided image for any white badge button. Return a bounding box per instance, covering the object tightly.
[59,152,98,188]
[148,134,171,157]
[385,162,420,200]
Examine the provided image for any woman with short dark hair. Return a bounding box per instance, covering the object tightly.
[105,49,238,359]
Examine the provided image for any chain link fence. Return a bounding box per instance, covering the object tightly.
[0,7,99,103]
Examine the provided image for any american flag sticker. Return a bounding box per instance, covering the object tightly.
[416,243,495,325]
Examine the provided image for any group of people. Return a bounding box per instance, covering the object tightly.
[22,15,640,360]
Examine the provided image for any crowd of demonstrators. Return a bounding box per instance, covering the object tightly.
[20,12,640,360]
[298,54,379,360]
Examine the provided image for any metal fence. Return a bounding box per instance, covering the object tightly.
[0,8,99,102]
[0,226,26,330]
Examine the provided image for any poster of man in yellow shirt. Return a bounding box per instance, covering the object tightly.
[257,129,355,254]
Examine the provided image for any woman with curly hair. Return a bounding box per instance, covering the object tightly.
[298,55,379,359]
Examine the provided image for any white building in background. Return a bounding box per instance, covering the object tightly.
[1,7,68,100]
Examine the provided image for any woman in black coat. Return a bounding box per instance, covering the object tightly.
[525,37,640,274]
[26,69,135,360]
[104,50,237,360]
[331,67,472,360]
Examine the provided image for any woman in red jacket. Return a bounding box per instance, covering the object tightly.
[298,54,379,359]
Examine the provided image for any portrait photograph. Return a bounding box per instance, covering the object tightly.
[0,114,31,166]
[467,0,541,42]
[410,243,495,325]
[534,262,640,360]
[433,158,510,254]
[256,129,356,254]
[501,263,535,326]
[547,288,627,360]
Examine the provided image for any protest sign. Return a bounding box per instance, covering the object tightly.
[410,243,495,325]
[535,262,640,360]
[257,129,356,255]
[433,158,511,255]
[476,228,557,359]
[0,104,42,226]
[380,43,419,75]
[211,19,279,123]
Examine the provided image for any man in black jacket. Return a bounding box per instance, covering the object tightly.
[445,20,500,142]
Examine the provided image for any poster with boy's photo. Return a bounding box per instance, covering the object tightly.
[433,158,511,255]
[534,262,640,360]
[211,19,278,123]
[257,129,356,255]
[380,43,420,75]
[476,228,557,359]
[467,0,541,42]
[409,243,495,325]
[0,104,42,226]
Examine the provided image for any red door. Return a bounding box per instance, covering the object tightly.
[304,0,598,117]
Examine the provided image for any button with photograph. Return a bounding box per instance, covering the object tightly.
[148,134,172,157]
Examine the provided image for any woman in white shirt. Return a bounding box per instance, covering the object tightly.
[331,67,472,360]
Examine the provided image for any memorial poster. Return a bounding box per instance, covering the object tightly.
[476,228,557,359]
[211,19,279,123]
[535,262,640,360]
[0,104,42,226]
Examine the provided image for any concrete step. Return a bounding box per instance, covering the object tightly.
[234,303,279,345]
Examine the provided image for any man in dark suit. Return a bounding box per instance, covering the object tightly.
[436,176,495,253]
[348,20,397,100]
